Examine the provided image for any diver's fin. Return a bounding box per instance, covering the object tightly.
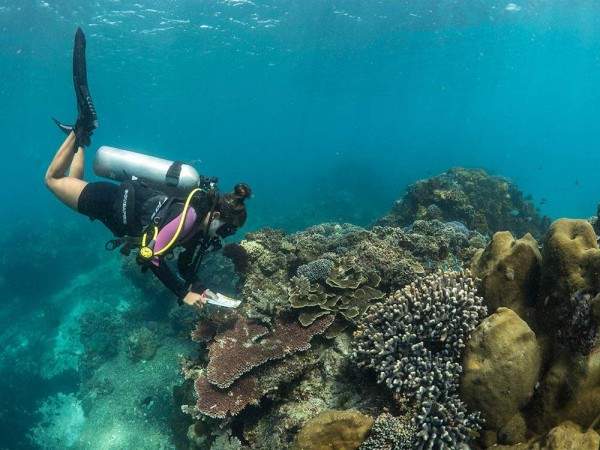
[52,117,74,135]
[73,27,98,129]
[72,27,98,130]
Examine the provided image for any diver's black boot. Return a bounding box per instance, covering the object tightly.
[53,27,97,151]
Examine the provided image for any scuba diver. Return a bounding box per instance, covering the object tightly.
[44,28,250,310]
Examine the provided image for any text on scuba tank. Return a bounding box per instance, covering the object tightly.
[122,189,129,225]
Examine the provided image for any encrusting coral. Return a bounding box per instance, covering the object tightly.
[492,420,600,450]
[293,409,374,450]
[376,167,550,239]
[470,231,542,320]
[352,271,487,449]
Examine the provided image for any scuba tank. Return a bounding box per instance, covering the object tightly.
[93,146,201,192]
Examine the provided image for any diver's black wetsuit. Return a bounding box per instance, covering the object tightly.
[78,180,207,301]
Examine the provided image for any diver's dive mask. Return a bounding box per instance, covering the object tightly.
[208,218,237,239]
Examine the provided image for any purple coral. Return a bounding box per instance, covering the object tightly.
[186,313,335,419]
[207,314,334,388]
[193,375,260,419]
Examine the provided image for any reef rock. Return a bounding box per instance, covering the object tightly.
[461,307,542,442]
[539,219,600,335]
[493,421,600,450]
[377,167,550,239]
[541,219,600,301]
[529,350,600,433]
[293,409,374,450]
[471,231,542,320]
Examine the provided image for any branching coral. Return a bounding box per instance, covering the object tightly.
[296,258,334,282]
[352,271,486,449]
[359,412,417,450]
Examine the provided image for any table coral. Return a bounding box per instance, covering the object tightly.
[206,314,334,389]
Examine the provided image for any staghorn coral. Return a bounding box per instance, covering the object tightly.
[293,409,374,450]
[206,314,334,389]
[352,271,486,449]
[377,167,550,239]
[359,412,417,450]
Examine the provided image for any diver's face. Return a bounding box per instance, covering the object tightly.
[207,213,237,239]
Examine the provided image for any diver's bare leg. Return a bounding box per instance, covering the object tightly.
[44,132,88,210]
[68,146,85,179]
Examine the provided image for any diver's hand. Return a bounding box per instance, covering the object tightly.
[182,290,207,310]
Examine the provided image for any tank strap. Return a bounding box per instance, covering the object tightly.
[165,161,183,187]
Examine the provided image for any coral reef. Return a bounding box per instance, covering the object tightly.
[464,217,600,446]
[359,412,417,450]
[460,307,542,444]
[376,167,550,239]
[471,231,542,319]
[352,271,487,449]
[293,409,374,450]
[206,314,334,389]
[238,220,486,326]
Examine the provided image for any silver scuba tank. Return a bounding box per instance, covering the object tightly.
[93,146,200,192]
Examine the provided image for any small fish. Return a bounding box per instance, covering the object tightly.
[505,3,522,12]
[540,198,547,205]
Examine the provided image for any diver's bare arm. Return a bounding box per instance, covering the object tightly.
[44,132,88,210]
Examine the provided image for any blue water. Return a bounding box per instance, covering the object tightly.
[2,0,600,448]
